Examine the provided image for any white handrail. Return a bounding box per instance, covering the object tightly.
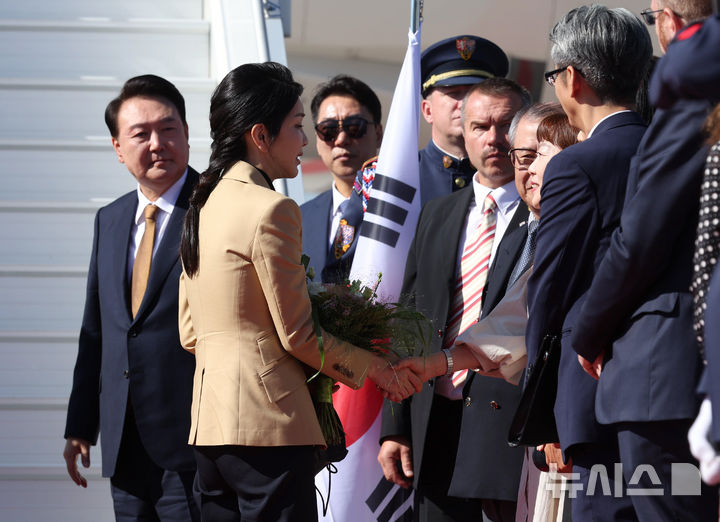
[203,0,305,202]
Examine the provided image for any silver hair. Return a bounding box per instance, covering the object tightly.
[549,4,653,104]
[509,102,564,146]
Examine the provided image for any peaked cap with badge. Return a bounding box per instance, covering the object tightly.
[421,34,509,96]
[418,35,509,205]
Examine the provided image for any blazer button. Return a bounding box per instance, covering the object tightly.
[490,401,500,410]
[129,328,138,337]
[123,370,130,379]
[464,397,472,407]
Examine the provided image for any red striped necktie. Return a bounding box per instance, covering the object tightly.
[444,193,497,389]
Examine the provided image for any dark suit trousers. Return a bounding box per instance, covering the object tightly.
[567,442,636,522]
[193,444,316,522]
[110,406,199,522]
[415,395,517,522]
[616,420,718,522]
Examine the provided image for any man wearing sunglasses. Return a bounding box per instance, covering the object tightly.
[641,0,712,49]
[301,75,383,284]
[417,35,509,206]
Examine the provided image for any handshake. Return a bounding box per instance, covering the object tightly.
[366,353,451,403]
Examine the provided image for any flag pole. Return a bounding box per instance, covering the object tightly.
[410,0,423,33]
[315,6,423,520]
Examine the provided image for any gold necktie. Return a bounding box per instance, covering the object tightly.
[131,204,158,318]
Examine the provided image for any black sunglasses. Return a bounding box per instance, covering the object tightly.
[640,7,664,25]
[314,116,373,142]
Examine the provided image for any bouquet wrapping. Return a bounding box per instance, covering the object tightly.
[301,255,431,470]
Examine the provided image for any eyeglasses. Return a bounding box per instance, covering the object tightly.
[544,65,585,86]
[314,116,374,142]
[509,148,538,170]
[544,66,568,87]
[640,7,664,25]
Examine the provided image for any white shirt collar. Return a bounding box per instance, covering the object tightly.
[526,211,539,234]
[434,142,466,162]
[134,168,188,224]
[331,181,351,215]
[471,173,520,214]
[586,109,632,139]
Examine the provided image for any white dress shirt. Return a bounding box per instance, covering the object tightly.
[453,175,521,277]
[436,175,521,399]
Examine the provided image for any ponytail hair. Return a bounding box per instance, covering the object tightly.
[180,62,303,277]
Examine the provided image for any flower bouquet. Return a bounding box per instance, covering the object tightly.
[301,255,432,469]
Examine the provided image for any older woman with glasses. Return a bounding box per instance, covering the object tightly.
[526,114,581,219]
[523,112,580,474]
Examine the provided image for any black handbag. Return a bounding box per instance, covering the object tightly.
[507,334,561,447]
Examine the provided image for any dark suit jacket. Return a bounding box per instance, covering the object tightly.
[380,185,528,501]
[651,15,720,444]
[64,169,199,477]
[702,262,720,444]
[300,189,363,284]
[650,15,720,111]
[525,112,646,452]
[570,102,711,426]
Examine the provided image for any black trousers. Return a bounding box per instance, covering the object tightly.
[616,420,719,522]
[567,442,637,522]
[415,395,517,522]
[193,444,316,522]
[111,407,199,522]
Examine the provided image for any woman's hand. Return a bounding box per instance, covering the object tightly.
[394,353,446,383]
[538,442,573,474]
[368,358,423,402]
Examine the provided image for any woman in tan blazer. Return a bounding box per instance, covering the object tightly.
[178,63,420,521]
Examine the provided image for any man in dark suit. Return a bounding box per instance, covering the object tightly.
[506,101,564,522]
[63,75,199,521]
[572,4,719,520]
[379,77,530,522]
[674,11,720,489]
[525,6,651,520]
[301,75,383,284]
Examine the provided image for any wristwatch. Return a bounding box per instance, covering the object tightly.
[442,348,454,377]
